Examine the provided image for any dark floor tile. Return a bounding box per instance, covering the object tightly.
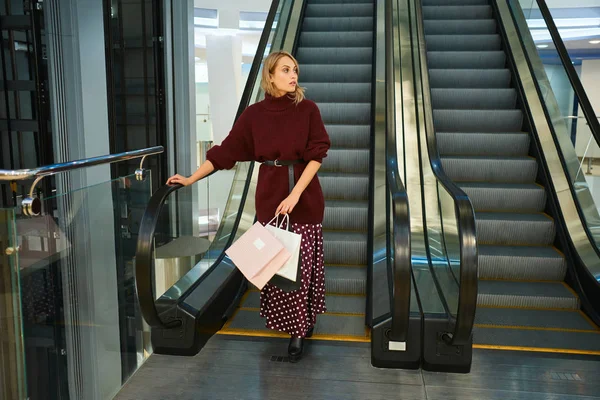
[426,386,600,400]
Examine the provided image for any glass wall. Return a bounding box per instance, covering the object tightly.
[517,0,600,194]
[0,170,153,400]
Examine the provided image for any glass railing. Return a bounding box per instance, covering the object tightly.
[1,169,154,399]
[0,146,161,399]
[508,0,600,268]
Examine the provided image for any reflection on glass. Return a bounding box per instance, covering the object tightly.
[509,0,600,249]
[160,0,295,302]
[0,207,27,400]
[13,172,152,397]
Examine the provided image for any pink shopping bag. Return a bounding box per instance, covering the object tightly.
[225,221,291,290]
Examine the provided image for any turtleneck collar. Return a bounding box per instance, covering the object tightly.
[261,92,296,111]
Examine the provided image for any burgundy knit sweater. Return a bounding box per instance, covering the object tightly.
[206,93,331,224]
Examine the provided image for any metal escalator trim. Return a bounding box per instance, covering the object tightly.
[579,309,600,330]
[134,0,282,330]
[385,0,412,343]
[474,324,600,334]
[415,0,478,346]
[473,344,600,356]
[217,329,372,343]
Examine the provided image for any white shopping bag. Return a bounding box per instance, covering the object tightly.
[265,214,302,282]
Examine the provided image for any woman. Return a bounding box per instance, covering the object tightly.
[167,51,330,362]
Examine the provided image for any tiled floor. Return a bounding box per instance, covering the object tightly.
[115,335,600,400]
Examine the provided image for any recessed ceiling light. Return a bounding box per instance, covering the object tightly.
[590,40,600,44]
[537,44,549,48]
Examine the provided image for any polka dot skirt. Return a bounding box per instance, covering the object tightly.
[259,222,326,338]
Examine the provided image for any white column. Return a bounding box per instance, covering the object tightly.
[45,0,121,398]
[206,34,243,145]
[576,59,600,160]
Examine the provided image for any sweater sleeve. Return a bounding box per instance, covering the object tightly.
[303,102,331,163]
[206,108,255,170]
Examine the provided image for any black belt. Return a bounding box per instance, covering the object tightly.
[263,159,303,192]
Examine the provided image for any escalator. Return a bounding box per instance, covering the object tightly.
[219,0,375,342]
[133,0,418,370]
[412,0,600,357]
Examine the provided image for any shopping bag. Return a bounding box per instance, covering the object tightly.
[225,221,291,290]
[265,214,302,292]
[265,214,301,281]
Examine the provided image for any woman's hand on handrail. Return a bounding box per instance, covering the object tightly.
[166,160,216,186]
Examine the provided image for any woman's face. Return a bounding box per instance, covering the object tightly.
[270,56,298,97]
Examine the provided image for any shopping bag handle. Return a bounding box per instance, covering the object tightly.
[267,213,291,231]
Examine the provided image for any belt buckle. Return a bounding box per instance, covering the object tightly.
[274,159,282,167]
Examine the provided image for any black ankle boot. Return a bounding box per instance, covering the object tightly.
[288,337,304,363]
[306,327,314,338]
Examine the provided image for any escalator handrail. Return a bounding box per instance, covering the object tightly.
[135,184,184,329]
[413,0,478,346]
[134,0,281,329]
[532,0,600,143]
[385,0,412,342]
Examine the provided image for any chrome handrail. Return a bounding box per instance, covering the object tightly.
[0,146,164,216]
[0,146,163,181]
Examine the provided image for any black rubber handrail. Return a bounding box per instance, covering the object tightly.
[385,0,412,342]
[413,0,478,346]
[533,0,600,143]
[135,184,184,329]
[134,0,281,329]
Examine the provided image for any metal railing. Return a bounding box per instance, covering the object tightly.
[0,146,164,216]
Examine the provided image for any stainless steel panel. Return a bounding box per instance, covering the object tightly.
[371,0,391,320]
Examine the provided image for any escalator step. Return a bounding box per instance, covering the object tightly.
[324,199,369,231]
[318,102,371,124]
[478,280,579,310]
[323,146,370,171]
[321,149,370,174]
[441,156,537,183]
[426,34,501,51]
[325,265,367,295]
[434,109,522,132]
[424,0,490,7]
[432,88,517,110]
[476,212,555,246]
[305,4,374,18]
[429,69,511,89]
[326,124,371,149]
[299,31,373,48]
[320,172,369,200]
[301,64,371,83]
[221,309,369,340]
[424,19,497,35]
[437,132,530,156]
[303,82,371,103]
[241,291,365,314]
[478,245,566,281]
[323,231,368,265]
[475,307,595,331]
[473,326,600,353]
[427,51,506,69]
[423,5,492,20]
[308,0,374,3]
[303,16,373,32]
[458,182,546,211]
[296,47,372,64]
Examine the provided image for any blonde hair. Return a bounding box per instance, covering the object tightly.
[260,51,305,104]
